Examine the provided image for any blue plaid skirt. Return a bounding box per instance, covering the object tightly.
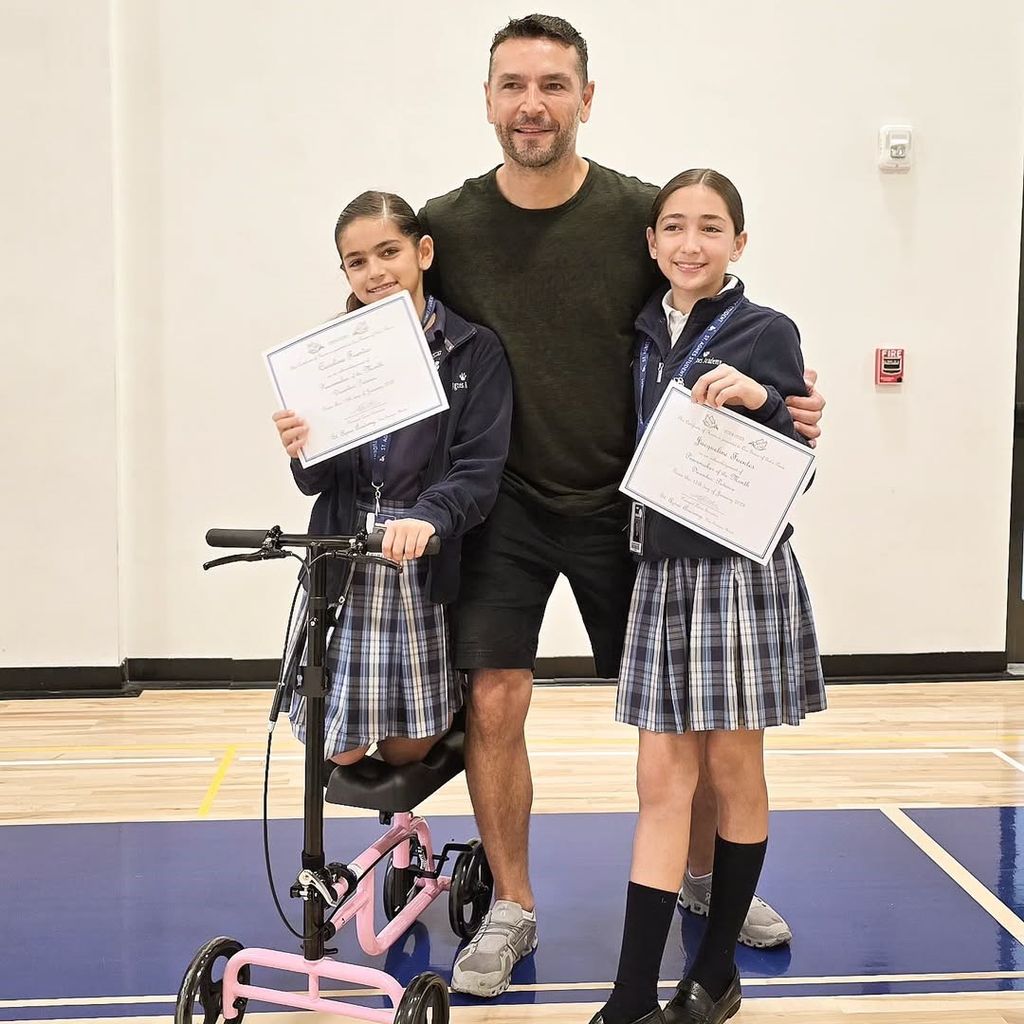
[287,501,461,755]
[616,543,825,733]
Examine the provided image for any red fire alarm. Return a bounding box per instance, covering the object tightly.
[875,348,904,384]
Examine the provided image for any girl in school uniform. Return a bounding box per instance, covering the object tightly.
[592,170,826,1024]
[272,191,512,767]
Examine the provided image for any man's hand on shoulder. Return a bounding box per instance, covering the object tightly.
[786,369,826,447]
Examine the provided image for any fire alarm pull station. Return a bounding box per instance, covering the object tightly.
[875,348,904,384]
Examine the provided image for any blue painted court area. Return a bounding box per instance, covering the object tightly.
[910,806,1024,920]
[1,808,1023,1019]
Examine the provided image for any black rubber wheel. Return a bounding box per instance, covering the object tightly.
[393,971,450,1024]
[174,936,250,1024]
[448,839,493,940]
[383,842,423,921]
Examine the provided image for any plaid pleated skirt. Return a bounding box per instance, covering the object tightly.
[616,543,826,733]
[287,501,461,756]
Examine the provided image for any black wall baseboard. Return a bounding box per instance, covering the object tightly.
[0,665,140,699]
[820,651,1007,681]
[0,651,1011,697]
[127,658,280,687]
[535,651,1010,683]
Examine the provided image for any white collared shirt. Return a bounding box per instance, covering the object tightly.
[662,275,739,346]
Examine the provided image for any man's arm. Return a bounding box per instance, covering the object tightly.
[786,368,826,447]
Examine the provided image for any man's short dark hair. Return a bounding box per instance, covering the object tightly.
[489,14,589,84]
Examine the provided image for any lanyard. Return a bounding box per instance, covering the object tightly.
[636,300,741,440]
[369,295,437,513]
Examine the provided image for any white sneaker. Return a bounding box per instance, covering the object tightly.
[450,900,538,998]
[679,871,793,949]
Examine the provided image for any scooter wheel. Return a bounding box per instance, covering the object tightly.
[393,971,449,1024]
[448,839,493,940]
[174,936,250,1024]
[383,854,419,921]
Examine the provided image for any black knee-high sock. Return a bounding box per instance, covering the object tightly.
[602,882,677,1024]
[687,835,767,1001]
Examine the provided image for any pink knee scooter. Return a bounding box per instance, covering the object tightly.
[175,527,492,1024]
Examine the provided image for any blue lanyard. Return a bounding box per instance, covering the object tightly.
[421,294,437,329]
[369,295,438,505]
[636,300,741,440]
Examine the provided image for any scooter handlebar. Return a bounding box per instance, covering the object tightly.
[206,529,274,548]
[364,532,441,556]
[205,527,440,556]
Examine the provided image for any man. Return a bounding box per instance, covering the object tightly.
[418,14,825,998]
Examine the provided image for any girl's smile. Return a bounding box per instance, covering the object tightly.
[366,280,401,296]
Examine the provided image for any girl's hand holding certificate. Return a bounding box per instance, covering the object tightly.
[691,364,768,412]
[272,409,309,458]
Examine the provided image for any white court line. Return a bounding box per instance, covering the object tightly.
[743,969,1024,987]
[0,996,176,1009]
[0,756,217,767]
[0,748,1013,767]
[881,805,1024,946]
[993,749,1024,775]
[767,747,994,756]
[6,971,1024,1009]
[239,747,1009,763]
[516,971,1024,990]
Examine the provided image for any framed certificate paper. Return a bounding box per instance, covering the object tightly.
[263,291,449,468]
[621,381,816,565]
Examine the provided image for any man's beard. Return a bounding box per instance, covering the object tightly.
[495,119,576,169]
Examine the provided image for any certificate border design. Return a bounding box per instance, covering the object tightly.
[621,381,816,565]
[263,291,449,467]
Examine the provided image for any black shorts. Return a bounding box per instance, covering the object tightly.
[452,487,637,678]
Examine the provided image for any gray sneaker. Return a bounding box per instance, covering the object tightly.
[678,872,793,949]
[450,899,538,997]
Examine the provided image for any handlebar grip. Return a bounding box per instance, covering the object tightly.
[364,532,441,556]
[206,529,272,549]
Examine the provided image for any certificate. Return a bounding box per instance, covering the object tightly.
[621,381,816,565]
[264,291,449,467]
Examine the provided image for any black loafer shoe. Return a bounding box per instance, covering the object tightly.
[662,969,742,1024]
[588,1008,667,1024]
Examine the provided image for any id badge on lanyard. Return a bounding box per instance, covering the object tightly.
[629,501,645,554]
[364,509,397,533]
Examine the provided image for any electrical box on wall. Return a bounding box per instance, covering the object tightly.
[879,125,913,172]
[875,348,904,384]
